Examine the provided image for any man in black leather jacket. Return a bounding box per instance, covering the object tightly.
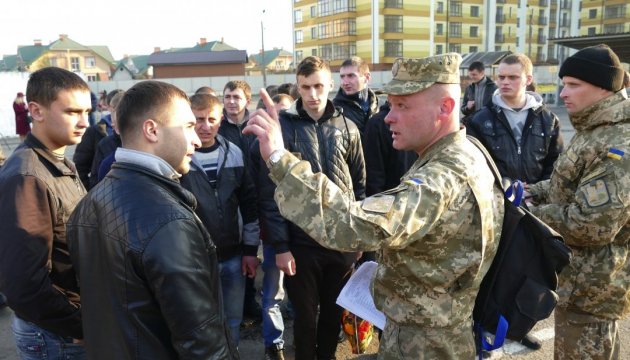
[67,81,238,360]
[251,56,365,360]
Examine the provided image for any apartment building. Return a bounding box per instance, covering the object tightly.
[292,0,629,67]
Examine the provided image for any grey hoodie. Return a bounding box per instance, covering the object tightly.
[492,91,544,143]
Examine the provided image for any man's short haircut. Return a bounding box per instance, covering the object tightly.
[296,56,331,79]
[223,80,251,100]
[116,81,189,143]
[277,82,294,95]
[500,54,533,76]
[109,91,125,111]
[190,93,223,111]
[195,86,216,96]
[26,67,90,108]
[272,93,294,104]
[468,61,485,72]
[341,56,370,74]
[106,89,124,106]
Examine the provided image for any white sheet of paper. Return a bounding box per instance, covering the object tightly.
[336,261,386,330]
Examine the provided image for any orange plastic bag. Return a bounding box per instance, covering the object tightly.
[341,309,374,354]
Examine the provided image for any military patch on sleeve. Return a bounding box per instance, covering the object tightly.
[607,148,624,160]
[361,195,396,213]
[583,179,610,207]
[403,177,423,186]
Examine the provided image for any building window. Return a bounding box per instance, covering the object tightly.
[587,27,596,36]
[449,22,462,38]
[319,44,332,59]
[384,39,403,57]
[295,50,304,62]
[311,27,318,39]
[49,57,58,67]
[87,74,97,82]
[603,23,624,34]
[437,2,443,13]
[333,0,356,13]
[295,10,303,22]
[588,9,597,19]
[385,0,403,8]
[495,45,502,51]
[331,41,357,60]
[319,0,331,16]
[449,43,461,53]
[295,30,304,43]
[318,22,330,38]
[311,6,317,17]
[436,23,443,35]
[470,26,478,37]
[449,1,462,16]
[312,48,317,56]
[469,46,478,53]
[384,15,403,33]
[85,56,96,68]
[471,6,479,17]
[333,18,356,36]
[71,57,80,71]
[436,44,443,54]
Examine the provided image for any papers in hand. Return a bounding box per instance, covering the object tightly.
[336,261,386,330]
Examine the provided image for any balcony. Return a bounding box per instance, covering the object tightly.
[495,33,505,43]
[538,16,548,25]
[496,14,506,23]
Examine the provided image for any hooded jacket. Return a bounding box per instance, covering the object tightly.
[466,91,563,183]
[251,99,366,253]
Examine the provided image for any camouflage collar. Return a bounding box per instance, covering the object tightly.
[569,91,629,132]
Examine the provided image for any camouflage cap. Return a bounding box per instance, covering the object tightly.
[382,53,462,95]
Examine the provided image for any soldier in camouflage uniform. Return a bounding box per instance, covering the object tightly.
[244,53,505,359]
[526,45,630,360]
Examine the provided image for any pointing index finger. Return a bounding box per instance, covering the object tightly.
[260,88,278,121]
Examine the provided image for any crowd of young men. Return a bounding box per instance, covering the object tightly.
[0,45,628,360]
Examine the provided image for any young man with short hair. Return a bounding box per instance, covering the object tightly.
[461,60,497,117]
[66,81,238,360]
[180,94,260,346]
[251,56,365,360]
[0,67,92,359]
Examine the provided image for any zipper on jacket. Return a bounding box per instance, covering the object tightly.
[316,122,329,175]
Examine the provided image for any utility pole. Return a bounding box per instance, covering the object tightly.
[261,9,267,88]
[528,6,533,59]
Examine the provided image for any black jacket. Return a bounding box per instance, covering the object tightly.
[461,76,497,117]
[181,135,260,260]
[364,103,417,196]
[67,161,238,360]
[0,134,85,339]
[251,99,366,253]
[73,116,112,188]
[218,109,256,165]
[89,132,121,189]
[332,87,379,136]
[466,103,563,183]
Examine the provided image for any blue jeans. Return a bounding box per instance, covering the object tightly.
[262,245,285,348]
[11,316,86,360]
[219,254,246,345]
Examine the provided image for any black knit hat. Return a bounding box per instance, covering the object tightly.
[558,44,624,92]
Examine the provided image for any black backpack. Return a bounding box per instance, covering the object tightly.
[468,136,572,352]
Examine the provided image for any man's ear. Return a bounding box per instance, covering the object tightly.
[143,119,160,143]
[28,102,45,123]
[440,97,456,116]
[364,72,372,83]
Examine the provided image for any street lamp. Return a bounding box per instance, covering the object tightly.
[261,9,267,88]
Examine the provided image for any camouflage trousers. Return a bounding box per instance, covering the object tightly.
[378,320,475,359]
[554,306,620,360]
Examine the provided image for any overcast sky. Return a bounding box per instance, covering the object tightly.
[0,0,293,60]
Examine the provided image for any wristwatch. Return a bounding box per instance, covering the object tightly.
[266,149,287,169]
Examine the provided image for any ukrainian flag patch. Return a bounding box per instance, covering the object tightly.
[404,178,423,186]
[607,148,624,160]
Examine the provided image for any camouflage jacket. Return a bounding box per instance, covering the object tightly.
[268,129,504,331]
[529,91,630,320]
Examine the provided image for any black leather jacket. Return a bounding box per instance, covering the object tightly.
[461,76,497,117]
[67,162,238,360]
[466,104,563,183]
[251,99,366,253]
[332,87,379,136]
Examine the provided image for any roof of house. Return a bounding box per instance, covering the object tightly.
[148,50,248,65]
[116,55,151,75]
[183,40,238,53]
[250,49,292,67]
[460,51,513,69]
[0,54,18,71]
[17,45,48,65]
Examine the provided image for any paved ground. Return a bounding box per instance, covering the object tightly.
[3,105,629,359]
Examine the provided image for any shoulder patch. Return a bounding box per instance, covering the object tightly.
[583,179,610,207]
[362,195,396,214]
[607,148,624,161]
